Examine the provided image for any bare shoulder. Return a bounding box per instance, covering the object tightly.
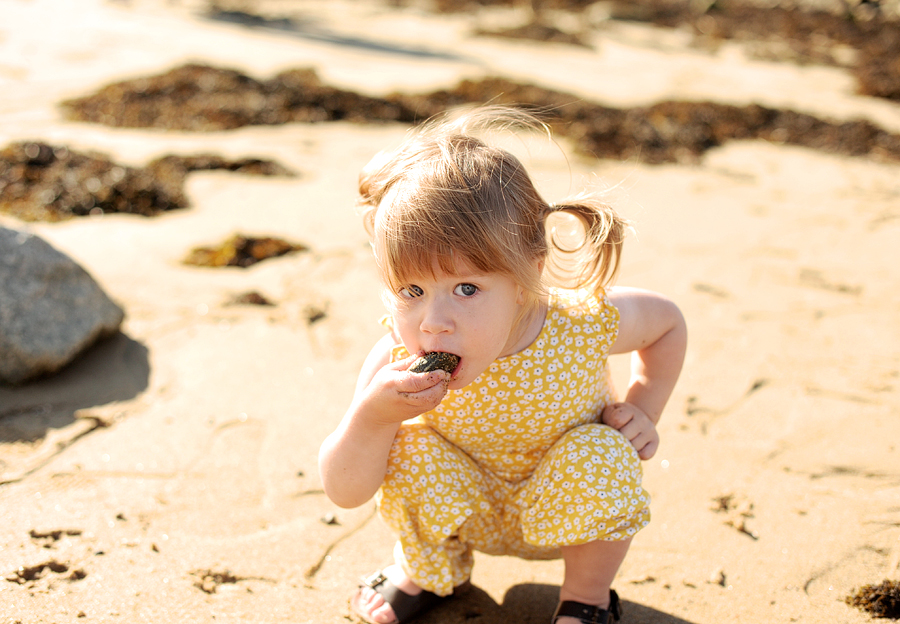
[608,286,685,354]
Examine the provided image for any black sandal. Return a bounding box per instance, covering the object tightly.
[351,569,448,624]
[552,589,622,624]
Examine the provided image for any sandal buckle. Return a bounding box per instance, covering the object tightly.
[553,590,622,624]
[360,570,388,589]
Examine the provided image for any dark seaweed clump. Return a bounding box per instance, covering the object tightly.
[60,64,422,131]
[424,0,900,101]
[604,0,900,100]
[227,291,276,306]
[856,26,900,100]
[152,154,295,178]
[395,77,900,164]
[58,65,900,165]
[183,234,308,268]
[0,142,182,221]
[0,141,295,222]
[409,352,461,374]
[846,579,900,618]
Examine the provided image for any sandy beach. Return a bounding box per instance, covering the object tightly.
[1,0,899,622]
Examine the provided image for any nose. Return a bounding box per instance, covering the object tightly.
[419,300,453,335]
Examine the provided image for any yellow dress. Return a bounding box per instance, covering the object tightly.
[376,289,650,596]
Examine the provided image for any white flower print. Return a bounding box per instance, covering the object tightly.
[376,290,646,595]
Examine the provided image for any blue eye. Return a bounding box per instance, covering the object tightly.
[400,285,424,298]
[454,283,478,297]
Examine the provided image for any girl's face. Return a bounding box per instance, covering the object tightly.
[388,261,531,389]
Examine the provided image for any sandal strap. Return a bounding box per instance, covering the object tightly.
[552,590,622,624]
[360,570,389,589]
[358,570,444,624]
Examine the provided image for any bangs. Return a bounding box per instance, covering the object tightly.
[374,197,503,294]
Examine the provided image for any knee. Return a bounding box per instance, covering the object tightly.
[382,424,471,501]
[386,423,445,466]
[385,423,442,479]
[552,423,642,481]
[379,426,492,534]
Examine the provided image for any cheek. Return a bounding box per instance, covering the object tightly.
[388,311,415,341]
[470,313,513,350]
[394,318,418,343]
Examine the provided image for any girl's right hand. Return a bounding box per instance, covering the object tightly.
[359,353,451,425]
[320,349,448,509]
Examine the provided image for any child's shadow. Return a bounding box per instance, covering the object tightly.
[421,583,699,624]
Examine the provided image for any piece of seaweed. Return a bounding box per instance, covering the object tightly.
[846,579,900,619]
[0,142,296,222]
[183,234,309,269]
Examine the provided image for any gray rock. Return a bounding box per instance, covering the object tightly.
[0,227,124,385]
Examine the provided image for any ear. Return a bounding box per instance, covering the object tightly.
[517,257,544,305]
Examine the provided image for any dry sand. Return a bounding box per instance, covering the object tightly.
[1,0,899,622]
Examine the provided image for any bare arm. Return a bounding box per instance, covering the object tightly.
[603,287,687,459]
[318,333,451,508]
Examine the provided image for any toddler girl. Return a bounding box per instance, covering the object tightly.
[319,107,686,624]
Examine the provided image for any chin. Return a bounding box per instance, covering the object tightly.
[448,376,471,390]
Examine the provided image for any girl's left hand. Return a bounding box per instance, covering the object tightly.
[600,402,659,460]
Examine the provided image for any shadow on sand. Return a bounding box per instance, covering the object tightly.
[0,332,150,446]
[417,583,699,624]
[205,9,472,62]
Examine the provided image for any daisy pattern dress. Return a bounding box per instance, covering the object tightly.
[376,288,650,596]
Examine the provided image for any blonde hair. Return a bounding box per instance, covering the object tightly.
[359,106,629,314]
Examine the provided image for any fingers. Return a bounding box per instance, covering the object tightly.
[379,353,449,392]
[401,368,450,392]
[641,441,658,460]
[394,368,450,411]
[601,402,633,429]
[386,352,422,372]
[359,354,449,420]
[618,421,656,459]
[601,402,659,460]
[631,433,658,460]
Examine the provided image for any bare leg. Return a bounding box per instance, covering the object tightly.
[556,538,632,624]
